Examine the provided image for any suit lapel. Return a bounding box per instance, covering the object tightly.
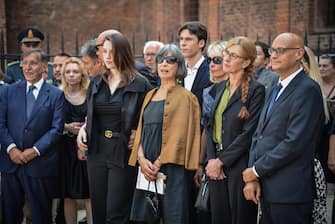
[191,61,207,92]
[261,72,304,130]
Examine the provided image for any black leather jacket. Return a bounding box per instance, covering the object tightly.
[86,75,152,166]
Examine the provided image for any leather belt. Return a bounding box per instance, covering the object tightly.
[103,129,120,139]
[215,143,224,152]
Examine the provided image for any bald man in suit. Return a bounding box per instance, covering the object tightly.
[242,33,324,224]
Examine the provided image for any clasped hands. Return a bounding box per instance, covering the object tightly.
[9,147,38,165]
[138,157,161,182]
[242,167,261,204]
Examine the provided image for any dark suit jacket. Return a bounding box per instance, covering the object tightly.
[249,70,325,203]
[206,80,265,175]
[187,60,212,107]
[0,80,65,177]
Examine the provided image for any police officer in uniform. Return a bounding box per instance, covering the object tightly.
[4,27,54,84]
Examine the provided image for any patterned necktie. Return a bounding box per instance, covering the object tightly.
[26,85,36,118]
[265,83,282,118]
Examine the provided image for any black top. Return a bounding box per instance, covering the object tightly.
[94,83,123,132]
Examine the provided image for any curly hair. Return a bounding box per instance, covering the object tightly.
[225,36,256,120]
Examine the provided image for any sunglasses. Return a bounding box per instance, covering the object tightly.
[156,55,178,64]
[95,44,103,51]
[207,56,223,64]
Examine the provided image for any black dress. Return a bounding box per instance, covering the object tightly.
[60,99,89,199]
[130,100,190,224]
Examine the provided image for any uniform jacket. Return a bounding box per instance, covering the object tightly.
[5,61,54,84]
[129,85,201,170]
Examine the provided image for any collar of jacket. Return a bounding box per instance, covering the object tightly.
[90,75,148,94]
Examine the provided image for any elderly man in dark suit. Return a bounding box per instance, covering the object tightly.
[242,33,324,223]
[0,49,65,224]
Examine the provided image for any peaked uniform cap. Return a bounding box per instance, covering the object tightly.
[17,27,44,43]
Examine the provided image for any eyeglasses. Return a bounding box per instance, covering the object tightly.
[22,61,40,66]
[156,55,178,64]
[207,56,223,64]
[268,47,301,55]
[224,50,245,60]
[95,44,103,51]
[144,53,156,58]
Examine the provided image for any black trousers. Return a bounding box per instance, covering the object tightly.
[260,199,313,224]
[87,154,137,224]
[209,177,257,224]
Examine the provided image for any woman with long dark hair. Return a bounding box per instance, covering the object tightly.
[77,33,152,223]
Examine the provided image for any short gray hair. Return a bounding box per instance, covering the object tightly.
[143,40,164,54]
[153,44,187,80]
[80,39,98,60]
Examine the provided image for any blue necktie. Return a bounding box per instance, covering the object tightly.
[265,83,282,118]
[26,85,36,118]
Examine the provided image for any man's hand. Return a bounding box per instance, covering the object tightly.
[77,124,88,151]
[205,158,225,180]
[22,148,38,163]
[128,130,136,150]
[9,148,26,164]
[242,167,258,183]
[243,181,261,204]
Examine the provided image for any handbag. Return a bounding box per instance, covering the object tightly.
[194,174,210,212]
[144,181,160,224]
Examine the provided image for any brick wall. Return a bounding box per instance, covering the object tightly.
[2,0,335,62]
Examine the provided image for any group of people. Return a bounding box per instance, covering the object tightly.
[0,21,334,224]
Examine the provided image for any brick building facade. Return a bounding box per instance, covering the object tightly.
[0,0,334,62]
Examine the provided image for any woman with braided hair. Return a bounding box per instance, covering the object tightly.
[205,36,265,224]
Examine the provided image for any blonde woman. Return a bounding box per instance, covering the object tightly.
[59,57,92,224]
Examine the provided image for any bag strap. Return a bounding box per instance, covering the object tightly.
[147,180,158,194]
[327,85,335,98]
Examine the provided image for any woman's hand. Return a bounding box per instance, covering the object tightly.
[65,122,82,135]
[139,157,158,181]
[205,158,225,180]
[194,166,204,187]
[77,149,87,160]
[77,124,88,151]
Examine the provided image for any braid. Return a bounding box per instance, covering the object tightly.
[238,66,253,120]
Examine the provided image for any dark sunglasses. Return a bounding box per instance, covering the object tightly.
[156,55,178,64]
[95,44,103,51]
[207,56,223,64]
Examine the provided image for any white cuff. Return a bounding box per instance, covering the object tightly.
[252,166,259,177]
[7,143,17,153]
[33,146,40,156]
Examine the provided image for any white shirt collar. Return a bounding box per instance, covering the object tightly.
[279,67,303,89]
[26,78,44,92]
[186,56,205,70]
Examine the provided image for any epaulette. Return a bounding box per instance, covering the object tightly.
[7,61,20,67]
